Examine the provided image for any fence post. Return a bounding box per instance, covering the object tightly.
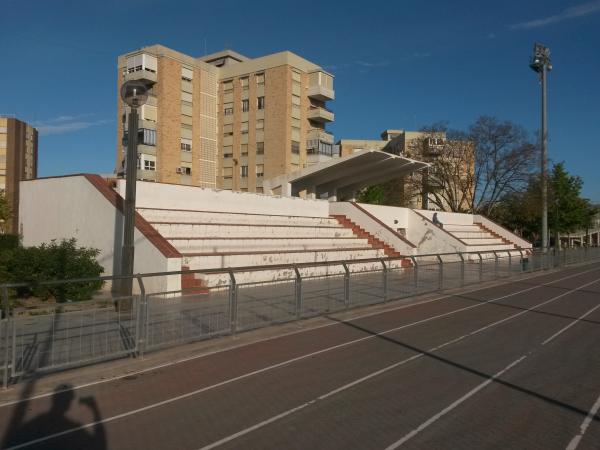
[478,252,484,281]
[228,270,238,335]
[436,255,444,290]
[458,253,465,287]
[135,276,146,358]
[493,251,499,278]
[410,256,418,292]
[342,263,350,309]
[2,286,10,390]
[380,259,388,302]
[293,266,302,319]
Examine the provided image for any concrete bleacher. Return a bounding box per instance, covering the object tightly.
[137,207,392,287]
[442,223,516,252]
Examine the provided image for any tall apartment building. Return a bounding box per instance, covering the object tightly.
[116,45,334,194]
[0,116,38,233]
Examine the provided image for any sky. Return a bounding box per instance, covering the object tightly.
[1,0,599,201]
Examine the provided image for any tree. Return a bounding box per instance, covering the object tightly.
[406,125,476,213]
[469,116,538,216]
[357,184,385,204]
[491,163,593,245]
[548,163,593,237]
[0,191,10,234]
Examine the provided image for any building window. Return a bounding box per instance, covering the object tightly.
[138,128,156,146]
[256,73,265,85]
[224,103,233,116]
[180,138,192,152]
[223,167,233,179]
[256,142,264,155]
[223,145,233,158]
[145,159,156,171]
[291,141,300,154]
[256,164,264,177]
[241,121,249,134]
[181,67,193,82]
[241,144,248,156]
[138,154,156,171]
[223,81,233,93]
[177,166,191,175]
[241,166,248,177]
[241,77,249,90]
[256,119,264,130]
[257,96,265,110]
[242,99,249,112]
[223,124,233,136]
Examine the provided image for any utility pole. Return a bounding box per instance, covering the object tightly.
[530,43,552,252]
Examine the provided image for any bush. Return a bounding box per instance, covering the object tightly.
[0,234,19,252]
[5,239,104,302]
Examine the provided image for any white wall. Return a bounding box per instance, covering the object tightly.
[329,203,416,255]
[19,176,181,294]
[406,209,466,254]
[116,180,330,218]
[357,203,409,230]
[416,209,474,225]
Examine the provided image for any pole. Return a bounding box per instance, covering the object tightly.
[121,106,139,297]
[541,64,549,253]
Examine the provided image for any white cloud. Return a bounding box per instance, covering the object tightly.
[34,114,112,136]
[510,1,600,30]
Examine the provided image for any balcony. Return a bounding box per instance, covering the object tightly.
[307,106,334,123]
[308,71,335,101]
[124,68,157,85]
[307,129,334,145]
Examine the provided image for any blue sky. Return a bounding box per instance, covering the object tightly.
[1,0,599,200]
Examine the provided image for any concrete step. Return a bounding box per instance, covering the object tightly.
[169,237,371,253]
[452,231,495,239]
[138,208,339,227]
[151,223,354,239]
[464,243,516,252]
[182,248,387,271]
[460,238,506,245]
[443,224,481,232]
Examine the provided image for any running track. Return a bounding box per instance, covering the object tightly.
[1,262,600,450]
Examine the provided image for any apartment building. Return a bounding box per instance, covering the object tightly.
[337,129,473,211]
[0,116,38,233]
[116,45,335,193]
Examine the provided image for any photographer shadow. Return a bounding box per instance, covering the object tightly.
[2,383,106,450]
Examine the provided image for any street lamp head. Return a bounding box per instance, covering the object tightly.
[120,80,149,108]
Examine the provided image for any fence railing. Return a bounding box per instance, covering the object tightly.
[2,247,600,388]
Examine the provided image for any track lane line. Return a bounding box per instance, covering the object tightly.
[3,264,593,409]
[194,275,600,450]
[384,279,600,449]
[3,268,600,450]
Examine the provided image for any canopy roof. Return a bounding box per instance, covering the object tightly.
[265,150,430,199]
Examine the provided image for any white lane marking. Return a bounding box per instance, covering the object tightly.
[541,303,600,346]
[195,276,600,450]
[2,264,586,409]
[4,270,599,450]
[566,392,600,450]
[384,356,529,450]
[385,280,600,449]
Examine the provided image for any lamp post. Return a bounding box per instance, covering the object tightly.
[529,42,552,253]
[119,80,148,297]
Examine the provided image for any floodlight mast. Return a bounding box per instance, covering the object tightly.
[530,43,552,253]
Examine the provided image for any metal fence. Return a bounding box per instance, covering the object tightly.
[2,247,600,388]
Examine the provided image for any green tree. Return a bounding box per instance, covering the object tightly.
[357,184,386,204]
[0,191,10,234]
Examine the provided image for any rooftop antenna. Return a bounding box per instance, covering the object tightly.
[204,37,207,56]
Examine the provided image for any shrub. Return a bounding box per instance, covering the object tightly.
[6,239,104,302]
[0,234,19,252]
